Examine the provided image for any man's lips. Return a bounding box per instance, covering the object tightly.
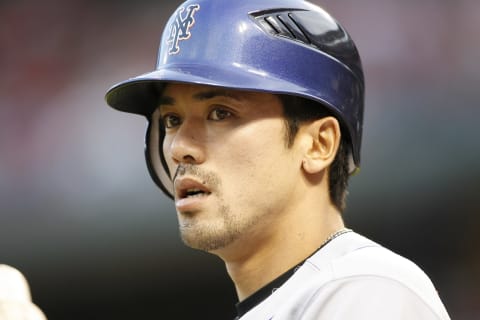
[174,177,212,200]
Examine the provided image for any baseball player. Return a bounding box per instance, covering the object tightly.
[106,0,451,319]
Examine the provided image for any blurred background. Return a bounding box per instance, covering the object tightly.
[0,0,478,318]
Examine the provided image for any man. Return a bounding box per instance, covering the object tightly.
[106,0,451,319]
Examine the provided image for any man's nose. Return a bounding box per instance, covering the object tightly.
[168,118,206,165]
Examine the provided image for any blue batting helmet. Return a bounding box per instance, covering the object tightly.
[105,0,365,198]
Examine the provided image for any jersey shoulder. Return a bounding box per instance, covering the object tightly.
[303,232,450,319]
[307,232,435,293]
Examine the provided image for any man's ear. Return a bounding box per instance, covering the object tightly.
[302,116,341,174]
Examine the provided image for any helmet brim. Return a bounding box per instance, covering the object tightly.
[106,64,328,116]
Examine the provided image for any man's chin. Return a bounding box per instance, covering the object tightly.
[179,228,237,253]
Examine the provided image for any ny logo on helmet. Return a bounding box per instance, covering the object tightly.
[166,4,200,55]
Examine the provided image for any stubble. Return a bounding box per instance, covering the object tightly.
[175,164,253,252]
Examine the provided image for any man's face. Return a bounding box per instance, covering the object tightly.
[153,83,304,254]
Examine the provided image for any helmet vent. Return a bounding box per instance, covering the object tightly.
[252,10,312,46]
[250,9,363,84]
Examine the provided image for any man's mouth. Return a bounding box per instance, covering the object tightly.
[175,178,212,200]
[182,188,210,199]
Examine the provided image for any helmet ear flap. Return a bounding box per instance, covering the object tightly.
[145,114,174,199]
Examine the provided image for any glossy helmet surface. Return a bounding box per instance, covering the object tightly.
[105,0,365,198]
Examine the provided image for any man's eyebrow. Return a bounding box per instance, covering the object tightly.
[158,96,175,106]
[159,89,244,108]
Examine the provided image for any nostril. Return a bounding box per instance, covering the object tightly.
[182,155,196,162]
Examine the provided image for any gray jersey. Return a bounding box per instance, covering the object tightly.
[239,232,450,320]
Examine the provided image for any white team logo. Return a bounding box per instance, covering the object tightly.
[166,4,200,55]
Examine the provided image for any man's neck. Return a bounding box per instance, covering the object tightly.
[220,205,344,301]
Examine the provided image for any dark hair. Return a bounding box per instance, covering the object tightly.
[279,95,350,212]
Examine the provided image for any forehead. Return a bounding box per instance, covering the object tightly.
[159,83,282,109]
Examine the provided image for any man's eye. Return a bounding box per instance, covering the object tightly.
[162,114,182,128]
[209,108,233,121]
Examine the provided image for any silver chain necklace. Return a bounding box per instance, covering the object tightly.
[320,227,352,249]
